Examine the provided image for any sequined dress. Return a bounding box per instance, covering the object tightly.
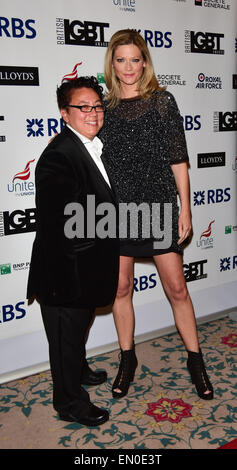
[99,90,189,257]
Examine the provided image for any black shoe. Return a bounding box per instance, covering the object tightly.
[112,348,138,399]
[59,403,109,427]
[81,365,107,386]
[187,348,214,400]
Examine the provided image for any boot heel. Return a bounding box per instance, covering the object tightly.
[187,348,213,400]
[112,348,138,399]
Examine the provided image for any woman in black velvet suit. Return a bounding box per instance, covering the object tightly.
[27,76,119,427]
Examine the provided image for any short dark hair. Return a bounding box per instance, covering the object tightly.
[56,76,104,109]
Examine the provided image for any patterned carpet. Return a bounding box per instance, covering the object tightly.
[1,316,237,450]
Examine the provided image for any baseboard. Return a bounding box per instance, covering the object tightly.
[87,310,231,356]
[1,309,233,385]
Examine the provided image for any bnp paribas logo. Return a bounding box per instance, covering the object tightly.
[97,73,105,84]
[0,262,30,274]
[0,263,11,275]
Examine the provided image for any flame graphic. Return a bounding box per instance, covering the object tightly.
[200,220,215,239]
[13,159,35,182]
[62,62,83,83]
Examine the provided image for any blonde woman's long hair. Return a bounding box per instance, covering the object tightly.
[104,29,162,108]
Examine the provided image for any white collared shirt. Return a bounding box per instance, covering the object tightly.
[67,124,111,188]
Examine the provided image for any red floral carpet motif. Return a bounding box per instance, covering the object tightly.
[221,333,237,348]
[145,398,192,424]
[219,438,237,449]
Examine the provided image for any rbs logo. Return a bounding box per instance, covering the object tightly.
[27,117,64,137]
[137,29,172,48]
[182,115,201,131]
[193,188,231,206]
[0,17,36,39]
[134,273,157,292]
[0,301,26,323]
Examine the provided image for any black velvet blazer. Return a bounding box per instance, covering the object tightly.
[27,126,119,308]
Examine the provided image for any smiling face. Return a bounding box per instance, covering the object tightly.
[60,87,104,140]
[112,43,146,94]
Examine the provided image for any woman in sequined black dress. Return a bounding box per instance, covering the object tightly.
[100,29,213,401]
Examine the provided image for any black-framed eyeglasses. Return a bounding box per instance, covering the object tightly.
[67,104,104,113]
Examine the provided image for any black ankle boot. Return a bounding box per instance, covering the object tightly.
[187,349,213,400]
[112,348,138,399]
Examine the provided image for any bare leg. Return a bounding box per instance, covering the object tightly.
[112,256,135,351]
[153,252,199,352]
[153,252,211,395]
[112,256,135,394]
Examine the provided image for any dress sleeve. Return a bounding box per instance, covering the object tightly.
[157,91,189,165]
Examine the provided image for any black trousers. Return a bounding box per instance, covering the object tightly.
[40,304,95,416]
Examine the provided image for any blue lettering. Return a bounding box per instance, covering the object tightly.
[144,30,153,47]
[154,31,164,48]
[194,115,201,130]
[185,115,193,131]
[137,29,172,48]
[2,304,15,322]
[149,273,157,288]
[48,118,59,136]
[182,115,201,131]
[0,16,10,37]
[1,301,26,322]
[224,187,231,202]
[164,31,172,48]
[47,118,64,136]
[207,189,215,204]
[11,18,24,38]
[134,277,138,292]
[134,273,157,292]
[15,301,26,319]
[140,275,149,291]
[216,188,224,203]
[207,188,230,204]
[25,19,36,39]
[0,17,36,38]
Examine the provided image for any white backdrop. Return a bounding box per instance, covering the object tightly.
[1,0,236,382]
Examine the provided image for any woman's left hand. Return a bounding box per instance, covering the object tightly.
[177,208,192,245]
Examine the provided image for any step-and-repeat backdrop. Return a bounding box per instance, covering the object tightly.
[1,0,236,381]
